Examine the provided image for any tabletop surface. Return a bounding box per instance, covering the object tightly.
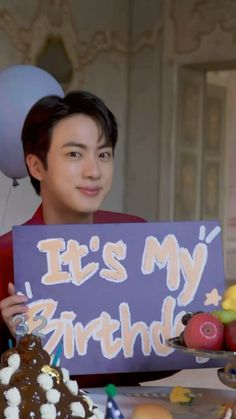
[140,367,231,390]
[86,384,236,418]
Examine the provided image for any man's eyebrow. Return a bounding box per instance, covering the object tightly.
[61,141,86,149]
[61,141,112,149]
[97,143,112,150]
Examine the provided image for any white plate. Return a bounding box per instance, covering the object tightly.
[86,385,236,418]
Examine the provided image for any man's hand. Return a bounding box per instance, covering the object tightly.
[0,282,28,336]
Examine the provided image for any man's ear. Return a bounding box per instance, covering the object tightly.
[25,154,45,180]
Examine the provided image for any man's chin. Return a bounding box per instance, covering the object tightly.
[73,205,101,219]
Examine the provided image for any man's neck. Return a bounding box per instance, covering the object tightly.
[41,203,94,225]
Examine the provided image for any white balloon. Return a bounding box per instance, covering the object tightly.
[0,65,64,179]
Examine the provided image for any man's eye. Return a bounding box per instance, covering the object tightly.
[68,151,81,158]
[99,151,112,159]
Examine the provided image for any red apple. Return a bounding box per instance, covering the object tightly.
[183,312,224,350]
[224,319,236,351]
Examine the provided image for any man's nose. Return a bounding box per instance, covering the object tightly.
[82,156,101,178]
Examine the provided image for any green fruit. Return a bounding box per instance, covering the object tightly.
[211,309,236,324]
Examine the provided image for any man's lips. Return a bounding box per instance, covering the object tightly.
[77,187,101,197]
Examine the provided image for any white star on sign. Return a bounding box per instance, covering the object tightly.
[204,288,222,306]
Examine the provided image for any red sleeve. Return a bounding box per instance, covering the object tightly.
[0,231,14,301]
[0,231,15,353]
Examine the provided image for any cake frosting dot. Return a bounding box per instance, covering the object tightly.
[7,354,20,371]
[5,387,21,406]
[0,366,14,385]
[66,379,79,396]
[46,388,61,404]
[37,373,54,391]
[70,401,85,416]
[4,405,19,419]
[61,367,70,383]
[40,403,56,419]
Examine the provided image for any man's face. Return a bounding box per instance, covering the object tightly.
[33,113,114,223]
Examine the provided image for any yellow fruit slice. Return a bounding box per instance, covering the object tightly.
[221,285,236,312]
[169,386,193,404]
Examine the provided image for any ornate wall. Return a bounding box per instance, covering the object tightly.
[161,0,236,281]
[0,0,163,233]
[166,0,236,65]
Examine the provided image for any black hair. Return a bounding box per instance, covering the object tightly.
[21,90,118,195]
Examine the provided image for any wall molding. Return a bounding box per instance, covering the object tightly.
[0,0,161,88]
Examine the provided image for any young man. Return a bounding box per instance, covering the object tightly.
[0,91,177,386]
[0,90,156,385]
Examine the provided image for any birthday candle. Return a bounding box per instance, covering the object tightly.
[8,339,13,349]
[51,343,63,367]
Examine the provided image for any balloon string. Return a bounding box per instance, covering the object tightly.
[0,181,16,233]
[12,179,19,187]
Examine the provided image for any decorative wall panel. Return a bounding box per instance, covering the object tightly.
[0,0,161,90]
[171,0,236,55]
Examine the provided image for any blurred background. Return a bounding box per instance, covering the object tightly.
[0,0,235,283]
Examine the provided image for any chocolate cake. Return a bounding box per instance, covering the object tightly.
[0,334,102,418]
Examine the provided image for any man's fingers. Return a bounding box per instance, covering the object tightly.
[0,295,28,330]
[8,282,15,296]
[0,285,28,337]
[0,294,27,310]
[3,304,28,320]
[4,306,28,337]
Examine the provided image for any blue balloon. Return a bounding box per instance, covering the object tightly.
[0,65,64,179]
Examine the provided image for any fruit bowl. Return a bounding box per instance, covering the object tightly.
[166,336,236,389]
[167,337,236,359]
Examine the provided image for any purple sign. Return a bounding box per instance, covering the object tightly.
[13,221,225,375]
